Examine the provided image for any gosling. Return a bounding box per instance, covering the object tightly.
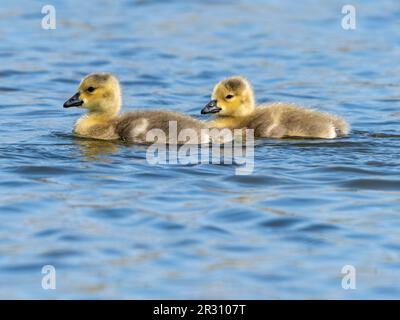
[201,76,349,139]
[63,73,209,144]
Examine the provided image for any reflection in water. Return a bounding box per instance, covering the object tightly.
[74,138,120,161]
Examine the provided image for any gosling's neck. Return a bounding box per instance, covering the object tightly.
[209,99,255,129]
[74,109,120,136]
[238,94,256,116]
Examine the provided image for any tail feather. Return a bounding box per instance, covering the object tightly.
[333,117,350,136]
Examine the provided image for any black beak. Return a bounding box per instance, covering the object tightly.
[63,92,83,108]
[201,99,221,114]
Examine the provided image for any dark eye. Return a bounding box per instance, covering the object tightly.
[87,86,95,93]
[225,94,234,99]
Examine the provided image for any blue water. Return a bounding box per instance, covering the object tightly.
[0,0,399,299]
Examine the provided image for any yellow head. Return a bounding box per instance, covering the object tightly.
[201,76,255,117]
[63,73,122,117]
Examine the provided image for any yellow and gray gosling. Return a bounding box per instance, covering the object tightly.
[201,76,349,139]
[63,73,209,144]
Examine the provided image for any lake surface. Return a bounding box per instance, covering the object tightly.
[0,0,399,299]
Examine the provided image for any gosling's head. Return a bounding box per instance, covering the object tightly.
[63,73,122,116]
[201,76,255,117]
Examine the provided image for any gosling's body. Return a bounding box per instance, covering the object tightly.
[73,110,208,144]
[64,73,208,144]
[202,76,349,139]
[208,103,349,139]
[116,110,208,144]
